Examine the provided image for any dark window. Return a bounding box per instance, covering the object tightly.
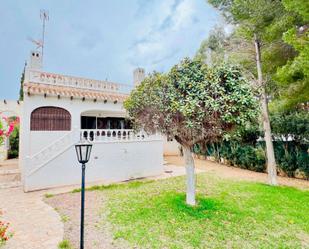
[81,116,132,129]
[124,119,132,129]
[97,117,108,129]
[109,118,122,129]
[31,107,71,131]
[81,116,96,129]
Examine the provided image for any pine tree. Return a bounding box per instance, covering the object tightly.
[19,62,26,101]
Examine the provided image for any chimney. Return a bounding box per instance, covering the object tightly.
[27,50,43,71]
[133,68,145,86]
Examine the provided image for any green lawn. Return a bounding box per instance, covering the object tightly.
[95,174,309,249]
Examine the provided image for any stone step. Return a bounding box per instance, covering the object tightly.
[0,168,21,183]
[0,181,22,189]
[0,159,19,170]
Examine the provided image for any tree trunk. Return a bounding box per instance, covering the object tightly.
[183,146,196,205]
[254,33,278,186]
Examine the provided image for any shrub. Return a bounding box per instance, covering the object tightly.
[0,221,10,245]
[0,210,12,246]
[273,141,309,178]
[193,110,309,178]
[58,240,73,249]
[197,141,266,172]
[271,110,309,143]
[270,110,309,177]
[195,140,308,178]
[8,126,19,159]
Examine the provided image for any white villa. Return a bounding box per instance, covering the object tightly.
[0,50,180,192]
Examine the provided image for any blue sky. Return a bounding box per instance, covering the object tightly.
[0,0,222,99]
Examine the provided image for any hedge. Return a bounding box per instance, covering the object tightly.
[8,126,19,159]
[193,140,308,178]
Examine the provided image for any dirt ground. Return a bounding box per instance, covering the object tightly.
[45,191,129,249]
[165,155,309,190]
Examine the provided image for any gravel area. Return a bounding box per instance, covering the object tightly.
[45,191,129,249]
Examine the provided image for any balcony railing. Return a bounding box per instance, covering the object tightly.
[27,70,134,94]
[80,129,161,142]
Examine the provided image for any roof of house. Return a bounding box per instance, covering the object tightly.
[24,82,129,102]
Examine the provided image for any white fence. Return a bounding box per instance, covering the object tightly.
[80,129,161,142]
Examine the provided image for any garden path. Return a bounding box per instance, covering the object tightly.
[0,187,63,249]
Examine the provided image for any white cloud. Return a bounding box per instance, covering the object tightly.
[171,0,195,31]
[128,0,196,67]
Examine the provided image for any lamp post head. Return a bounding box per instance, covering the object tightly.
[75,142,92,164]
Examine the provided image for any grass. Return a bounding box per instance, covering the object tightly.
[94,173,309,249]
[58,239,73,249]
[71,180,154,193]
[44,193,54,198]
[60,214,70,223]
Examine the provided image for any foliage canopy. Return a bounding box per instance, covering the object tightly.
[125,59,258,148]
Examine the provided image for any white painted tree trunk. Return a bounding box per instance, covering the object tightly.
[254,34,278,186]
[183,146,196,205]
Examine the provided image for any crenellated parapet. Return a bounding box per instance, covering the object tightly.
[26,70,133,94]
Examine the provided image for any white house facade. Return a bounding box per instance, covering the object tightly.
[19,50,174,192]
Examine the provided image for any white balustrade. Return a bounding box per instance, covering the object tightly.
[80,129,161,142]
[28,70,133,94]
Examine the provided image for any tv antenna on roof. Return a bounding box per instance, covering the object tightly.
[27,37,43,50]
[28,9,49,64]
[40,9,49,59]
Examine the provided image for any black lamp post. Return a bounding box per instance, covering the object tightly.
[75,142,92,249]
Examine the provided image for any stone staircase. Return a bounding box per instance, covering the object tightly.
[26,130,76,178]
[0,159,21,189]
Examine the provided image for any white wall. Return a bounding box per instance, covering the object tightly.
[163,139,181,156]
[0,100,22,117]
[29,131,68,155]
[21,94,126,159]
[24,139,163,191]
[20,94,127,185]
[21,94,165,191]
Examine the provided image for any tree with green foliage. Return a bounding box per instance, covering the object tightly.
[207,0,303,185]
[125,59,258,205]
[274,0,309,110]
[271,110,309,143]
[19,62,26,101]
[195,26,228,65]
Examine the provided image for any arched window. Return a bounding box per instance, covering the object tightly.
[31,107,71,131]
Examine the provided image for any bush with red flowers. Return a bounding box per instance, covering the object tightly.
[0,221,10,244]
[0,114,19,146]
[0,210,12,246]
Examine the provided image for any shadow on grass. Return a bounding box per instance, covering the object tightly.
[165,193,223,219]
